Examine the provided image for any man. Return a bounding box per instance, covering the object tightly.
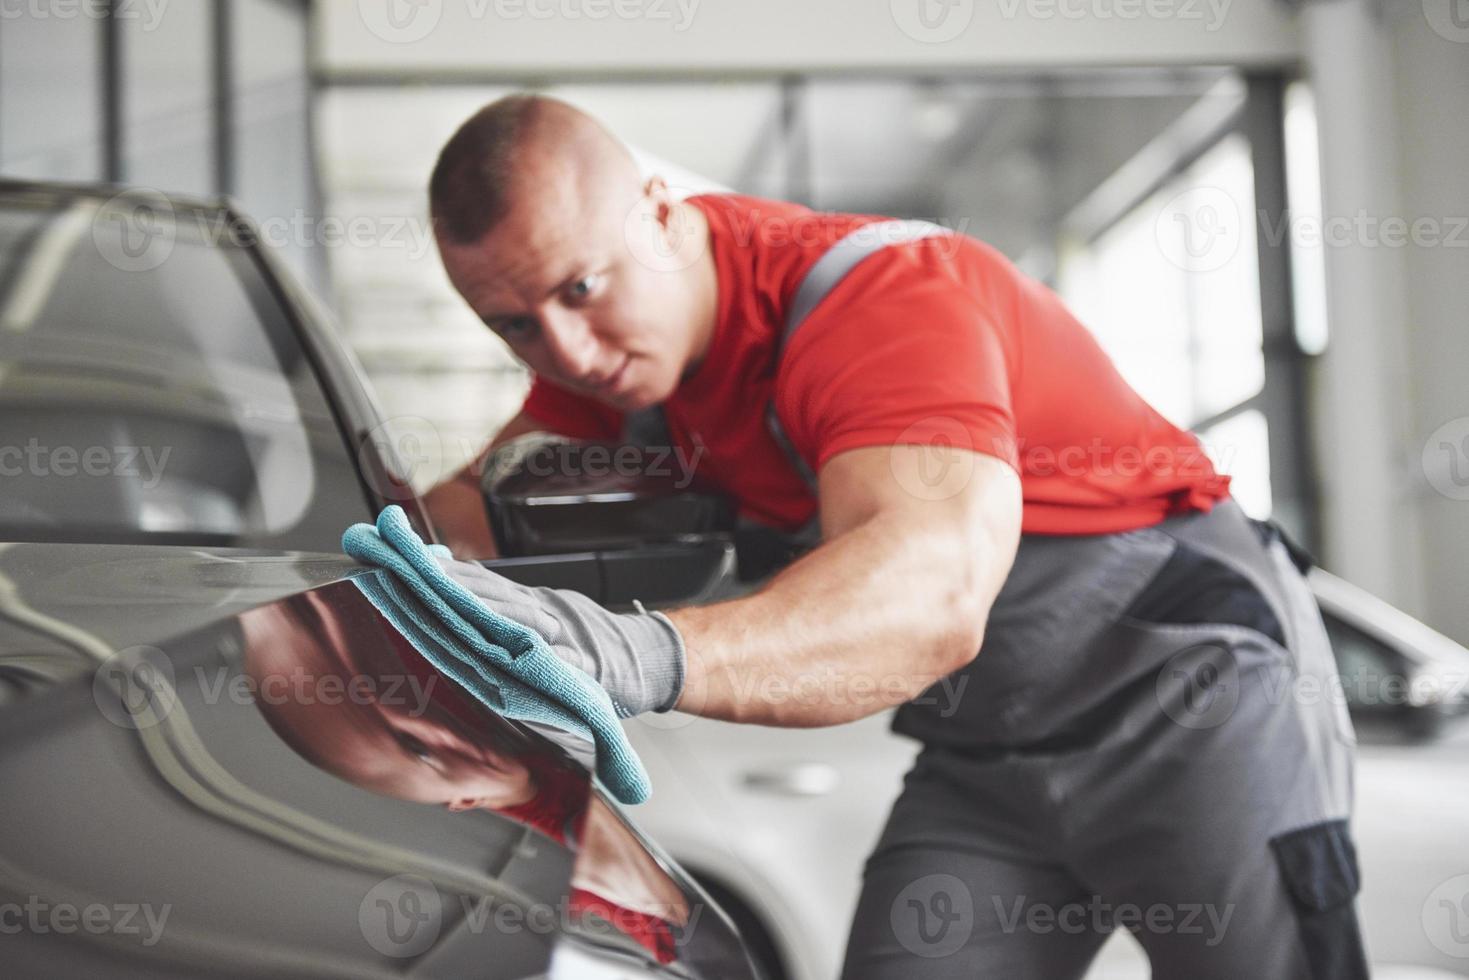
[420,94,1366,979]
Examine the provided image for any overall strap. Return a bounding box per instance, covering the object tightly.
[765,218,951,494]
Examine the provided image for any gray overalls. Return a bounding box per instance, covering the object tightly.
[640,221,1368,979]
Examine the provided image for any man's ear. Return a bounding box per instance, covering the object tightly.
[642,175,674,227]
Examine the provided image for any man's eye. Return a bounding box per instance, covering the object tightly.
[566,274,600,301]
[499,316,538,340]
[398,732,435,762]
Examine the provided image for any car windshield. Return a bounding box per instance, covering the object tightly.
[0,190,368,551]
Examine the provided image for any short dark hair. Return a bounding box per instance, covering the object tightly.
[429,93,543,246]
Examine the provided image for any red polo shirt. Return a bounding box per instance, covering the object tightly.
[522,193,1230,535]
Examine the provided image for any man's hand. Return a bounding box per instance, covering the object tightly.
[435,554,687,718]
[666,442,1022,727]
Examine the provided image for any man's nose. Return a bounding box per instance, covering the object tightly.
[539,310,602,382]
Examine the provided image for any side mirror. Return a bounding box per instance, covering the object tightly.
[481,433,736,558]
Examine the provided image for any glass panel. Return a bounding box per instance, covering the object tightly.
[1284,81,1329,357]
[1198,408,1271,519]
[0,190,365,549]
[1184,135,1265,421]
[1060,135,1264,430]
[121,0,213,194]
[0,13,104,180]
[233,0,318,288]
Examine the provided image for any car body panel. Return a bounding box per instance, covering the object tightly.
[0,180,756,979]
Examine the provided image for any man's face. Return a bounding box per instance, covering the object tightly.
[437,161,699,413]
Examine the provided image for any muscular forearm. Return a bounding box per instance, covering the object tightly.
[665,510,993,727]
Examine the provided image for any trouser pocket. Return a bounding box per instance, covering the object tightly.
[1269,818,1371,980]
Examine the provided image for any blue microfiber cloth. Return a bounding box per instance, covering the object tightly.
[342,505,652,805]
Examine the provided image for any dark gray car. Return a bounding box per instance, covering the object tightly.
[0,181,758,979]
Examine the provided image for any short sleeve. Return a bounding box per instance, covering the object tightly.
[776,256,1020,475]
[521,375,624,441]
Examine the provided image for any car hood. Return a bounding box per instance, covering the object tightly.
[0,539,750,979]
[0,540,364,658]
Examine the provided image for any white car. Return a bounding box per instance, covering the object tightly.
[623,567,1469,980]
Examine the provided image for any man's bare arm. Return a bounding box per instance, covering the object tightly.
[421,409,550,557]
[665,443,1022,727]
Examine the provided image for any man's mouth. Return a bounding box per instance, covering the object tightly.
[588,355,632,395]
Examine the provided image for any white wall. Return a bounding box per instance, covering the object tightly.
[1388,0,1469,641]
[314,0,1299,77]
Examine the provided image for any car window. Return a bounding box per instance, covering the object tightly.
[0,192,369,551]
[1322,610,1408,713]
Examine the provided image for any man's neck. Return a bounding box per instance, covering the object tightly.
[678,199,721,380]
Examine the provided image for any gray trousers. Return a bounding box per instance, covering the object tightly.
[839,499,1368,979]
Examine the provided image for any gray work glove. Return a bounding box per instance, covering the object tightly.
[433,554,687,717]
